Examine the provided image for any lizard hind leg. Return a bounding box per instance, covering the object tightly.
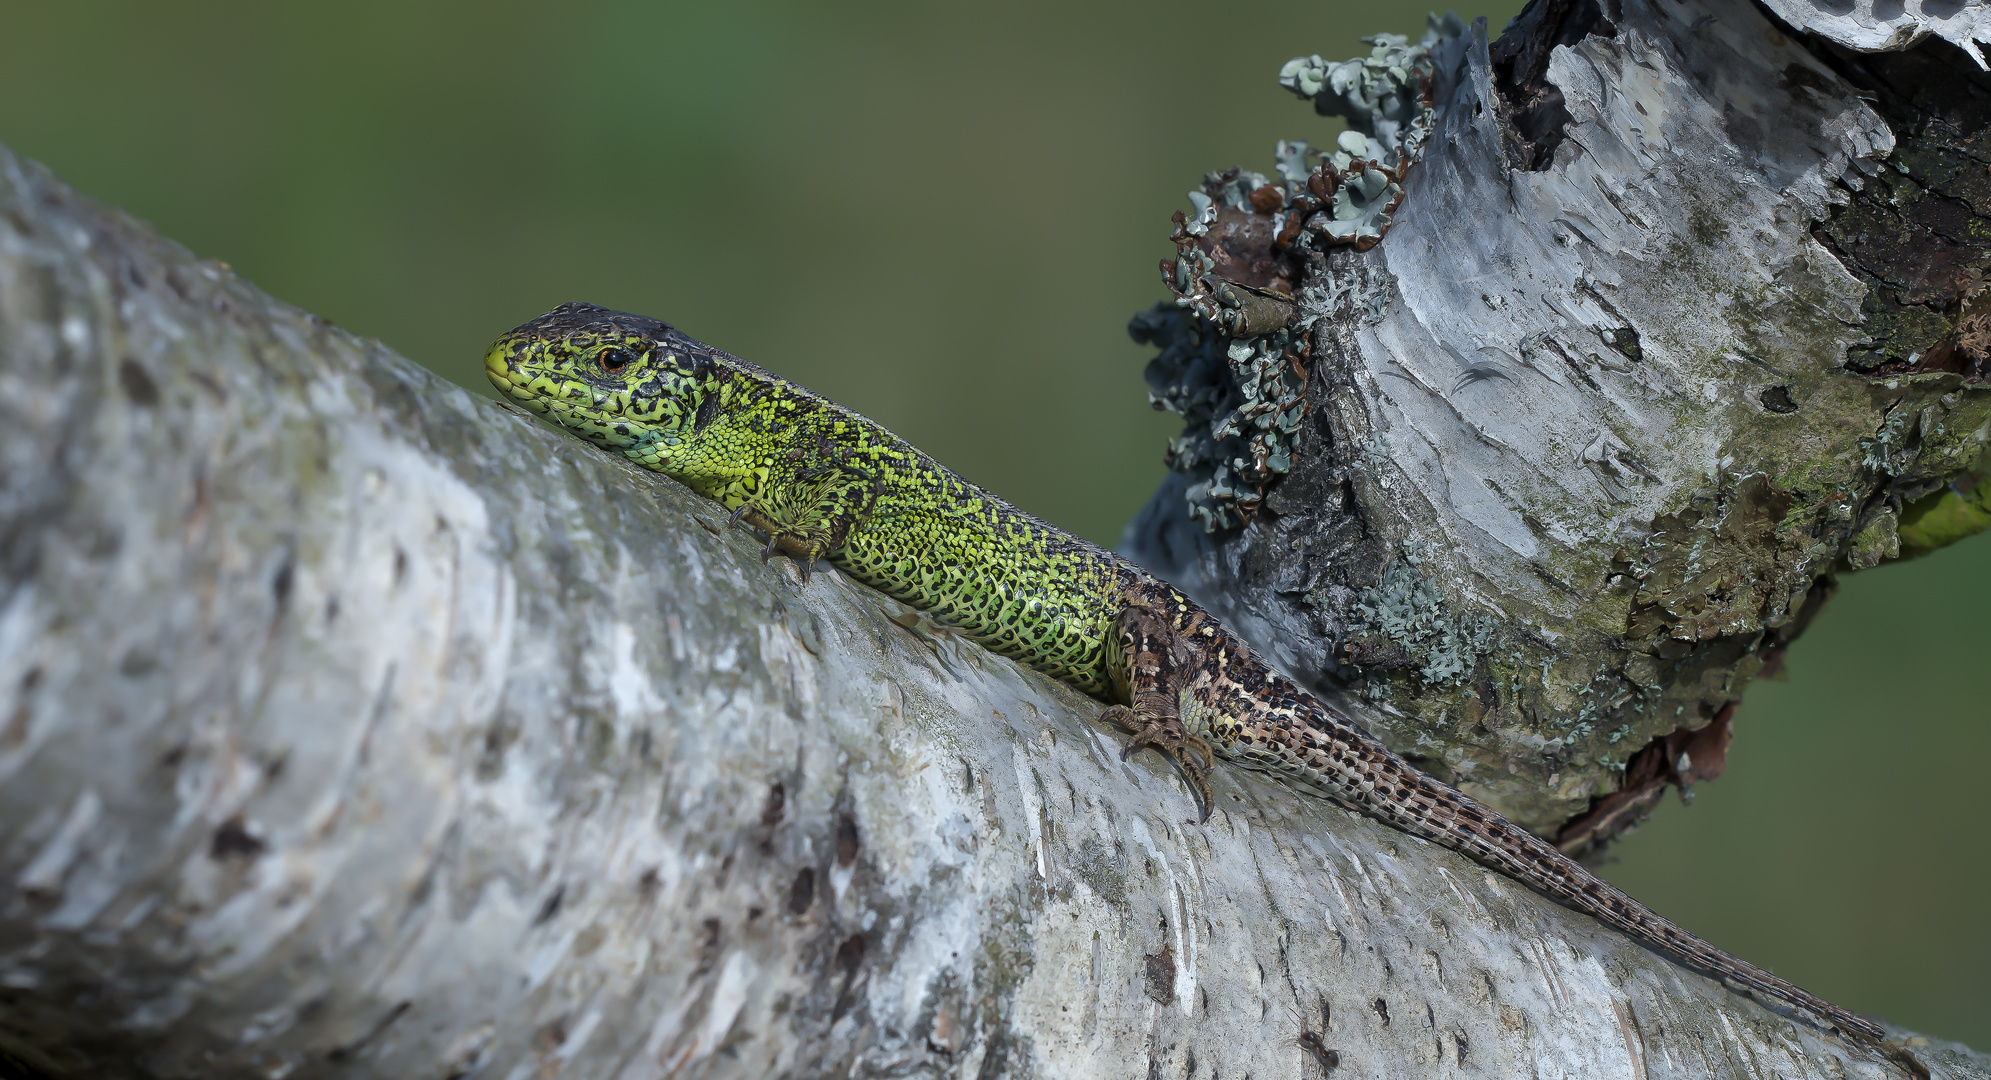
[1101,604,1217,821]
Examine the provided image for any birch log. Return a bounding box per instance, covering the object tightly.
[0,7,1987,1080]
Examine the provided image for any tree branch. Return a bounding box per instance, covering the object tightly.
[0,139,1976,1080]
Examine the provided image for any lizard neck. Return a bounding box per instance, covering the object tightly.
[635,368,796,508]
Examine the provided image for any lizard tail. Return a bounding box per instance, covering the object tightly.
[1366,753,1886,1044]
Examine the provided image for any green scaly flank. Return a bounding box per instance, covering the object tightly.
[486,302,1132,697]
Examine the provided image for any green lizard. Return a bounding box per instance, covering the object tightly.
[485,302,1883,1046]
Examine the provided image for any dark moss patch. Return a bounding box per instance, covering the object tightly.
[1814,42,1991,383]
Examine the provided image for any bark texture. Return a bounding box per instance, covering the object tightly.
[0,142,1984,1078]
[1758,0,1991,65]
[1124,0,1991,853]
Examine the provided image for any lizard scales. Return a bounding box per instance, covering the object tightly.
[486,302,1882,1045]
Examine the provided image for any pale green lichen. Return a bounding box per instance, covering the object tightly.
[1846,508,1901,569]
[1273,138,1313,185]
[1319,163,1401,245]
[1861,400,1920,474]
[1315,258,1397,325]
[1340,546,1499,688]
[1175,168,1274,241]
[1129,305,1307,532]
[1278,15,1464,173]
[1270,12,1466,248]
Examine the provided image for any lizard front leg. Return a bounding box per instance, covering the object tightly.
[726,456,881,582]
[708,422,880,581]
[1100,603,1217,820]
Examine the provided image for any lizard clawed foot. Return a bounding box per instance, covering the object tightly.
[726,504,830,583]
[1101,703,1216,822]
[760,532,829,582]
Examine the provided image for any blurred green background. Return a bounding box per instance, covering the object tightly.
[2,0,1983,1049]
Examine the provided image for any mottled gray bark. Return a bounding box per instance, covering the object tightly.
[0,20,1984,1080]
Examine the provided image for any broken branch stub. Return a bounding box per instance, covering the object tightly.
[1124,0,1991,854]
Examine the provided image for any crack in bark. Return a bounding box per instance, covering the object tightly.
[1488,0,1619,171]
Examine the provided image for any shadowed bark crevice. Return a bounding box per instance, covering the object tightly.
[1811,40,1991,381]
[1488,0,1618,170]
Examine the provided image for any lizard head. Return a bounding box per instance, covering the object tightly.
[485,302,724,464]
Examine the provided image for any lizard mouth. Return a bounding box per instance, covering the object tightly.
[484,341,538,405]
[484,340,595,421]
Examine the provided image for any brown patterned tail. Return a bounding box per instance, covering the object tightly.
[1382,765,1885,1044]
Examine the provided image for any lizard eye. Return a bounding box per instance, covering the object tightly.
[599,349,633,374]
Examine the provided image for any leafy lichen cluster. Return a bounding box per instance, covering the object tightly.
[1338,545,1500,690]
[1133,14,1463,533]
[1130,304,1307,532]
[1276,14,1465,245]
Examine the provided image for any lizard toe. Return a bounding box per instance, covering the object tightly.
[1102,704,1212,818]
[1183,760,1213,823]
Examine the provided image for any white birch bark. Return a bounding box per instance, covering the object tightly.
[1758,0,1991,65]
